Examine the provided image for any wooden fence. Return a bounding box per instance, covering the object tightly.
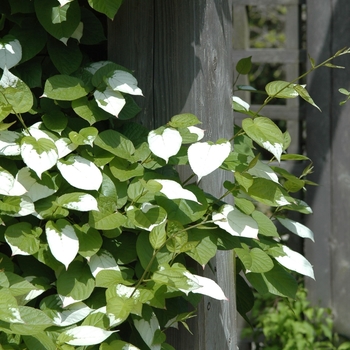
[107,0,350,348]
[108,1,237,349]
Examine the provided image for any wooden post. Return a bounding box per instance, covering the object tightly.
[305,0,350,337]
[108,1,237,349]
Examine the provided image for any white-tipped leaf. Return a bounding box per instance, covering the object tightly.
[148,128,182,163]
[212,204,259,239]
[188,141,231,181]
[275,245,315,279]
[57,192,99,212]
[57,155,103,191]
[0,36,22,69]
[94,88,126,117]
[20,137,58,178]
[60,326,117,346]
[153,179,199,203]
[88,250,120,278]
[183,272,228,300]
[107,70,143,96]
[133,313,161,350]
[277,217,314,241]
[46,220,79,270]
[0,131,21,156]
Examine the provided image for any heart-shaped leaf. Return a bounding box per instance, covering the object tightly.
[20,136,58,179]
[188,140,231,181]
[148,127,182,163]
[107,70,143,96]
[94,87,126,117]
[46,219,79,269]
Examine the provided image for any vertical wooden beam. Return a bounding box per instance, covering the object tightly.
[108,1,237,348]
[305,0,350,337]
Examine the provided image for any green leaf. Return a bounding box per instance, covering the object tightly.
[74,224,102,259]
[8,306,53,335]
[149,221,167,250]
[87,0,123,20]
[127,203,167,231]
[0,288,23,323]
[236,56,252,75]
[0,67,33,114]
[5,222,41,256]
[42,110,68,134]
[109,156,144,182]
[249,248,274,273]
[236,273,254,322]
[265,80,299,99]
[23,333,56,350]
[247,178,293,207]
[72,96,111,125]
[43,75,89,101]
[20,136,58,178]
[293,84,321,111]
[56,260,95,307]
[47,36,82,75]
[246,262,297,299]
[80,7,106,45]
[251,211,279,237]
[89,206,126,230]
[9,18,47,64]
[0,195,35,217]
[34,0,81,40]
[168,113,201,128]
[242,117,284,162]
[94,129,135,159]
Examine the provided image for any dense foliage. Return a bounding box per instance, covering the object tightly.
[242,286,350,350]
[0,0,349,348]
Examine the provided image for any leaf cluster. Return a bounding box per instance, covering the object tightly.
[0,0,349,349]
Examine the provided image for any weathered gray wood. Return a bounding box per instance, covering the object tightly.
[233,48,306,63]
[108,1,236,349]
[305,0,350,337]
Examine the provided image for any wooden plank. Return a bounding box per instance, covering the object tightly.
[304,0,333,313]
[233,48,306,63]
[328,0,350,337]
[233,0,305,5]
[109,1,237,349]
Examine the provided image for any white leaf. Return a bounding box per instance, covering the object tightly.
[58,192,99,212]
[0,37,22,69]
[275,245,315,279]
[212,204,259,239]
[88,250,120,277]
[134,313,161,350]
[248,159,279,183]
[94,88,126,117]
[0,131,21,156]
[52,301,92,327]
[232,95,250,112]
[262,140,283,163]
[46,220,79,270]
[107,70,143,96]
[16,167,56,202]
[63,326,117,346]
[153,179,199,203]
[20,137,58,178]
[10,196,35,218]
[57,155,103,191]
[55,137,78,158]
[188,141,231,181]
[58,0,74,6]
[183,272,228,300]
[187,126,205,141]
[0,168,26,196]
[148,128,182,163]
[59,295,81,308]
[277,217,314,241]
